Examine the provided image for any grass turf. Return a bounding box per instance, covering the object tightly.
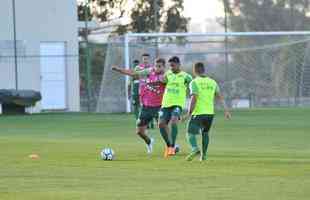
[0,108,309,200]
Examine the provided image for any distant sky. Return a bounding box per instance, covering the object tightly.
[78,0,224,25]
[184,0,224,22]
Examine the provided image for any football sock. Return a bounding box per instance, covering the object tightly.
[137,131,151,145]
[171,124,178,147]
[202,132,209,156]
[187,133,199,152]
[159,127,171,147]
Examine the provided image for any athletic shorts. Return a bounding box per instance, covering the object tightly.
[137,106,160,127]
[159,106,182,124]
[187,114,214,135]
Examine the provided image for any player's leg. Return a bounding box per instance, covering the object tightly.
[186,115,201,161]
[200,115,214,161]
[136,107,154,153]
[158,108,172,157]
[132,95,140,120]
[169,106,182,155]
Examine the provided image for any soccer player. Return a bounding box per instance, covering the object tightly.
[184,62,231,161]
[134,53,155,129]
[128,59,140,120]
[112,58,166,154]
[159,56,193,157]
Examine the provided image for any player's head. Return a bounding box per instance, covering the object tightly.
[141,53,150,64]
[168,56,181,72]
[193,62,205,76]
[133,59,139,66]
[155,58,165,73]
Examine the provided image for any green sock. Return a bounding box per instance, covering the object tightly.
[187,133,199,152]
[159,127,171,147]
[171,124,178,147]
[134,105,140,120]
[202,132,209,156]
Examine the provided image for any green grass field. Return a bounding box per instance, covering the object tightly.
[0,108,310,200]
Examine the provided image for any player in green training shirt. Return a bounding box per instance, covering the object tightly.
[129,60,141,120]
[184,62,231,162]
[159,56,192,157]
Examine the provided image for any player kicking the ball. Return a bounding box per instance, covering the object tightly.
[183,62,231,161]
[159,56,193,157]
[112,58,166,154]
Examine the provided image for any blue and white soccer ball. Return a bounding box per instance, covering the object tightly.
[100,148,115,160]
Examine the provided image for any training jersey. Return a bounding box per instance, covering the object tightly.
[161,70,192,108]
[135,68,165,107]
[189,76,220,115]
[130,77,140,100]
[134,63,152,91]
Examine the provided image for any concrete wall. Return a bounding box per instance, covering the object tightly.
[0,0,80,112]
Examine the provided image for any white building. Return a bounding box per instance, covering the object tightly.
[0,0,80,112]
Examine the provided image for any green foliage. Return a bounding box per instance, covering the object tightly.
[78,0,125,22]
[129,0,164,33]
[163,0,189,33]
[222,0,310,31]
[121,0,189,33]
[78,4,92,21]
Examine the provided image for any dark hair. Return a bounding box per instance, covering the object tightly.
[156,58,165,65]
[142,53,150,57]
[133,60,139,64]
[168,56,180,64]
[194,62,205,74]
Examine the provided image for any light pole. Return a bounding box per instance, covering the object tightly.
[12,0,18,90]
[224,1,230,105]
[84,0,92,112]
[153,0,159,57]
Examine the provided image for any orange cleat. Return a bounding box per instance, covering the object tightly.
[168,147,176,156]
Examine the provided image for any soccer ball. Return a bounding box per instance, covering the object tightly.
[100,148,114,160]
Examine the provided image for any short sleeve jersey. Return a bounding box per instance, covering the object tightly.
[189,76,219,115]
[161,70,192,108]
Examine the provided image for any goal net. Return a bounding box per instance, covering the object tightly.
[95,32,310,113]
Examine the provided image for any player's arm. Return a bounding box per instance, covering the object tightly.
[188,94,197,117]
[112,66,138,78]
[215,86,231,119]
[183,81,198,121]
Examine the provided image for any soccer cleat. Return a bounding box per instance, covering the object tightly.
[168,147,176,156]
[146,138,154,154]
[199,154,208,162]
[185,149,200,161]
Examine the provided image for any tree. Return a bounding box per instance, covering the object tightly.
[126,0,189,33]
[78,0,125,22]
[163,0,189,33]
[221,0,310,31]
[127,0,164,33]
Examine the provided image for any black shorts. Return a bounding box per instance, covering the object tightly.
[158,106,182,124]
[187,114,214,135]
[137,106,160,127]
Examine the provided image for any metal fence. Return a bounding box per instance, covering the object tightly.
[92,33,310,113]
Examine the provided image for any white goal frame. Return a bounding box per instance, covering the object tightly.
[123,31,310,112]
